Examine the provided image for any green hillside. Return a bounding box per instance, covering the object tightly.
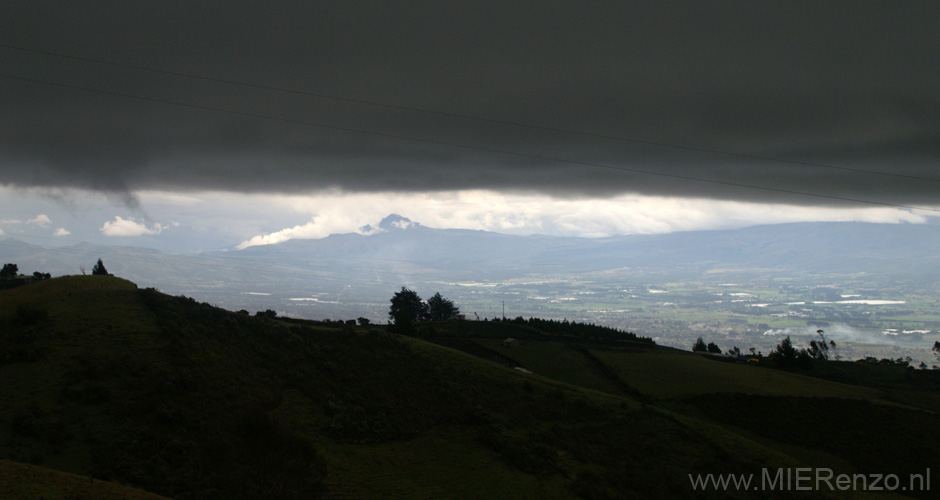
[1,276,936,499]
[436,324,940,498]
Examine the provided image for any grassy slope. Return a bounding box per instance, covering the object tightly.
[361,322,930,499]
[0,276,165,474]
[434,322,939,499]
[280,333,797,499]
[592,350,883,400]
[471,338,625,395]
[0,459,171,500]
[1,277,926,499]
[1,276,327,499]
[586,348,939,485]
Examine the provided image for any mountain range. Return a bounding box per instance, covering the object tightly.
[3,216,939,319]
[234,214,940,275]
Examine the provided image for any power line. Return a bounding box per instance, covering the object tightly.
[3,42,938,184]
[2,72,939,215]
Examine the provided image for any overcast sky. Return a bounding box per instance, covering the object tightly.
[2,1,938,252]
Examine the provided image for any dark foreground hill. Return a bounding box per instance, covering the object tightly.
[2,276,938,499]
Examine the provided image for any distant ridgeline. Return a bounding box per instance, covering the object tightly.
[493,316,654,345]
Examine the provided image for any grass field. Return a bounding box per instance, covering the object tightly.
[470,338,626,395]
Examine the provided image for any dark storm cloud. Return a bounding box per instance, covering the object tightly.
[2,1,938,206]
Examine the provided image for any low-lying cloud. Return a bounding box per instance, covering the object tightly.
[100,216,175,237]
[235,214,356,249]
[763,323,908,348]
[27,214,51,227]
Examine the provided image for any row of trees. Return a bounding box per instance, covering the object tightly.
[691,337,722,354]
[388,288,460,332]
[1,263,51,281]
[2,258,110,280]
[508,317,653,344]
[694,330,839,360]
[698,334,939,370]
[693,335,820,368]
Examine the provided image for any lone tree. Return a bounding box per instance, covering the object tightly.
[0,263,18,278]
[692,337,707,352]
[808,329,832,360]
[769,336,797,366]
[769,335,813,369]
[388,287,427,332]
[91,258,110,276]
[808,340,830,360]
[427,292,460,321]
